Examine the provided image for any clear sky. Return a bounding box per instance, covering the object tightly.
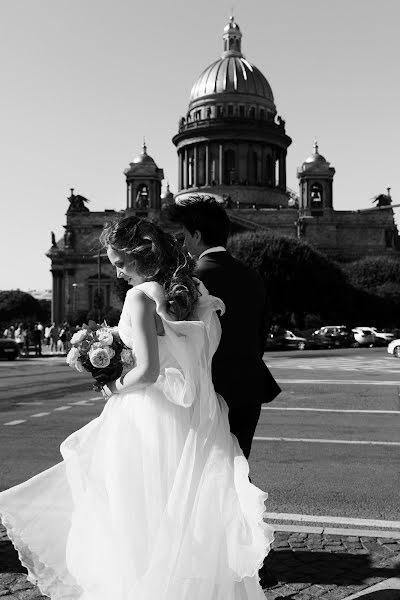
[1,0,399,291]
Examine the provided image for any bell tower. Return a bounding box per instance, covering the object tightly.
[124,142,164,214]
[297,141,335,216]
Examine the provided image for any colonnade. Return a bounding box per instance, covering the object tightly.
[178,142,287,191]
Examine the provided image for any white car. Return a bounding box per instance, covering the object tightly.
[370,328,394,345]
[352,327,376,346]
[387,338,400,357]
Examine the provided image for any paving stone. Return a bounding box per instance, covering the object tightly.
[382,542,400,552]
[377,537,398,544]
[345,548,369,555]
[324,546,346,553]
[9,579,34,593]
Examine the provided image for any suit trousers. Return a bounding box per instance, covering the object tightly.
[226,403,262,460]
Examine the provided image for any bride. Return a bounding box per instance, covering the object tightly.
[0,216,273,600]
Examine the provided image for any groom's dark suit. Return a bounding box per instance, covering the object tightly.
[194,250,281,458]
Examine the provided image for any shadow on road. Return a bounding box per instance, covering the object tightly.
[260,549,400,587]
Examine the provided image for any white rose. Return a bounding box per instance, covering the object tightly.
[89,348,111,368]
[75,359,84,372]
[121,347,136,367]
[96,328,114,346]
[105,346,115,359]
[70,329,88,345]
[66,347,80,368]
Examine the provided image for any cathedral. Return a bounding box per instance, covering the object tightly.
[47,16,398,324]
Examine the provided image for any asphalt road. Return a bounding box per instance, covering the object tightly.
[0,347,399,525]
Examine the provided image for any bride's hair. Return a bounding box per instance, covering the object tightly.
[100,216,199,320]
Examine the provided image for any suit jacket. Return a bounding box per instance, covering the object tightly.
[194,251,281,407]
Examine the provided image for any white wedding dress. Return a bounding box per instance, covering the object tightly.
[0,280,273,600]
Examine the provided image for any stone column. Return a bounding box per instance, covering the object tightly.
[126,182,130,208]
[279,151,286,190]
[184,148,189,190]
[205,143,209,186]
[178,152,183,190]
[219,143,223,185]
[193,146,198,187]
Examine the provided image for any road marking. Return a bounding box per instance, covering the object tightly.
[68,400,95,406]
[4,420,27,425]
[53,406,72,411]
[262,407,400,414]
[16,401,44,406]
[254,436,400,446]
[30,412,51,418]
[276,379,400,385]
[267,356,400,373]
[265,512,400,530]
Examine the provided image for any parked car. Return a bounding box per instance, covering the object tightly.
[312,326,355,348]
[266,329,308,351]
[387,338,400,358]
[0,338,20,360]
[352,327,376,347]
[370,328,394,346]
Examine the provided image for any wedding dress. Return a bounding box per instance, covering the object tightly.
[0,280,273,600]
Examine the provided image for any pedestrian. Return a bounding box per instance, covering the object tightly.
[33,324,42,357]
[14,323,26,355]
[44,323,51,347]
[49,323,58,353]
[0,215,273,600]
[166,194,281,459]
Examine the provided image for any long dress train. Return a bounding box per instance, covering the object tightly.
[0,280,273,599]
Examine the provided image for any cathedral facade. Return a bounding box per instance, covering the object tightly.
[47,17,398,324]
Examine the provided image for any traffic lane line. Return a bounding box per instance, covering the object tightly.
[263,407,400,414]
[276,379,400,385]
[254,436,400,446]
[264,512,400,530]
[257,410,400,442]
[1,396,105,425]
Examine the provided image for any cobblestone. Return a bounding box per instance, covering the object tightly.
[1,523,400,599]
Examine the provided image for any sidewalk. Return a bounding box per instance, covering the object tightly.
[1,523,399,599]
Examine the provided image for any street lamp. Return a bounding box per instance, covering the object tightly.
[72,283,78,321]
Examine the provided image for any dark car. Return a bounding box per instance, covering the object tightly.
[0,338,20,360]
[312,326,355,348]
[266,329,314,351]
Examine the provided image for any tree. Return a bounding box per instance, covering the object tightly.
[0,291,42,329]
[228,232,350,329]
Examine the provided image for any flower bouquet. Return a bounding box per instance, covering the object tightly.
[66,321,135,391]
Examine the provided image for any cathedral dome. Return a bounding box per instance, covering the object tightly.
[190,57,274,103]
[188,17,275,111]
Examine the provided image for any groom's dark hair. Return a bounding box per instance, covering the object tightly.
[164,194,230,247]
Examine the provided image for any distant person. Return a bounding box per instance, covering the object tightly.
[166,194,281,459]
[33,324,42,357]
[14,323,26,354]
[49,323,58,353]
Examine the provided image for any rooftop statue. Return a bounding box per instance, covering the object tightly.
[67,188,90,212]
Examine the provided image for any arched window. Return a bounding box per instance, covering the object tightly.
[135,184,149,209]
[249,106,256,119]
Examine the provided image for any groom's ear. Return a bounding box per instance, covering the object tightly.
[193,229,203,245]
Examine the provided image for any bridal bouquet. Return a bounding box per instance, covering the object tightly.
[66,321,135,391]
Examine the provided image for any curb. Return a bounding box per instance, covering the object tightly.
[341,577,400,599]
[272,523,400,539]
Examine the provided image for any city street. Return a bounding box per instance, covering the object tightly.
[0,347,399,526]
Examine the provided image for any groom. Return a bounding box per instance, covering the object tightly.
[165,195,281,459]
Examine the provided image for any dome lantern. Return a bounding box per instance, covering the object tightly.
[222,15,243,58]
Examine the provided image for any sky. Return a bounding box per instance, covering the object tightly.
[1,0,399,291]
